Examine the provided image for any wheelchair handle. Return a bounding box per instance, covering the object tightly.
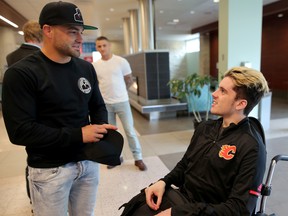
[257,154,288,215]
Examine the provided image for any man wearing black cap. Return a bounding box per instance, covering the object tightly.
[2,1,118,216]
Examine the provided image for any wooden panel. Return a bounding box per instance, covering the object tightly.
[0,0,27,30]
[209,30,218,78]
[191,22,218,34]
[261,10,288,90]
[263,0,288,16]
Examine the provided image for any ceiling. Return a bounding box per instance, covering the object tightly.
[1,0,280,42]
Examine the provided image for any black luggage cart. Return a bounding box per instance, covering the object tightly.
[255,154,288,216]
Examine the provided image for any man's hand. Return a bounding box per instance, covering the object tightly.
[155,208,171,216]
[145,180,166,211]
[81,124,117,143]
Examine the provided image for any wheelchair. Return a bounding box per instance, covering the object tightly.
[119,117,288,216]
[250,117,288,215]
[255,154,288,216]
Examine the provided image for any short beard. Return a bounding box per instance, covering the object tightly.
[56,44,81,58]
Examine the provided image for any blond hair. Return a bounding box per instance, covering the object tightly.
[23,20,43,43]
[224,67,270,115]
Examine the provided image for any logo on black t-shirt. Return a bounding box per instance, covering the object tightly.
[78,77,91,94]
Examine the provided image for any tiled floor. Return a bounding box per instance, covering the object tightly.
[0,97,288,216]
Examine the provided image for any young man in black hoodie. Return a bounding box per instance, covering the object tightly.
[142,67,269,216]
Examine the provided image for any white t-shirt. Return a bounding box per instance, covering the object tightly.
[93,55,131,104]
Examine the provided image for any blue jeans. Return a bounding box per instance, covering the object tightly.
[28,160,100,216]
[106,101,143,160]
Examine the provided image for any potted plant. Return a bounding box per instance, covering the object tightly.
[168,73,213,124]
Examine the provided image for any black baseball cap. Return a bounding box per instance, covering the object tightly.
[78,129,124,166]
[39,1,98,30]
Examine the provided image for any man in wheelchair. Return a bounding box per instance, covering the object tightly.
[120,67,270,216]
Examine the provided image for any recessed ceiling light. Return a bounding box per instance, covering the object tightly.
[173,19,179,23]
[278,13,283,18]
[159,10,164,14]
[105,18,110,21]
[167,21,177,25]
[110,8,115,12]
[214,0,219,3]
[190,11,195,14]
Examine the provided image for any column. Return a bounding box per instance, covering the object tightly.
[218,0,262,76]
[129,9,141,53]
[218,0,271,129]
[138,0,155,51]
[122,17,132,55]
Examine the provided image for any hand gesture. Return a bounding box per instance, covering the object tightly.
[81,124,117,143]
[145,180,166,211]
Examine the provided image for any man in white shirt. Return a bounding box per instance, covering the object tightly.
[93,36,147,171]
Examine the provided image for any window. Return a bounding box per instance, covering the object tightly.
[186,33,200,53]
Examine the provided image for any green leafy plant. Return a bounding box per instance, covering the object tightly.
[168,73,212,123]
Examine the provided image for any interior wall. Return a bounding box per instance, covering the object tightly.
[199,33,210,76]
[209,30,218,78]
[111,40,125,56]
[156,40,187,80]
[261,10,288,96]
[0,27,17,81]
[186,52,199,76]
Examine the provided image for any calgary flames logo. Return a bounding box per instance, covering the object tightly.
[219,145,236,160]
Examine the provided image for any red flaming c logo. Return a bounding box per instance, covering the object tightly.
[219,145,236,160]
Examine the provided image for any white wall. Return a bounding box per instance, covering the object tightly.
[156,40,187,80]
[97,39,199,83]
[0,27,19,81]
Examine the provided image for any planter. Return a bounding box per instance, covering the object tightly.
[168,73,216,123]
